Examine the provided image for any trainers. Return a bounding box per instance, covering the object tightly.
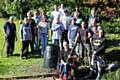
[20,57,23,60]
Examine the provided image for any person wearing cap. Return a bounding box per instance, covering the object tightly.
[3,16,17,57]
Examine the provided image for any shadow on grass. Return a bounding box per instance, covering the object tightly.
[105,50,120,62]
[12,53,20,57]
[106,39,120,48]
[12,50,42,59]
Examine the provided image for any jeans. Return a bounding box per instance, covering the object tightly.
[69,40,74,49]
[40,33,48,55]
[6,37,15,56]
[91,55,105,79]
[77,42,91,65]
[30,35,35,53]
[59,62,71,76]
[21,40,30,58]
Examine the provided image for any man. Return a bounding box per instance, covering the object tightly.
[75,21,91,65]
[86,29,106,80]
[68,18,79,49]
[33,10,41,50]
[88,9,99,29]
[51,4,62,27]
[60,10,71,45]
[59,3,66,16]
[4,16,17,57]
[27,11,36,54]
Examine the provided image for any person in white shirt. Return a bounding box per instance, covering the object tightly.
[51,4,62,27]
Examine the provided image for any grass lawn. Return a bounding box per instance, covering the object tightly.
[0,18,120,79]
[0,18,46,78]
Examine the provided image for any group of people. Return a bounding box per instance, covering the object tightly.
[3,3,107,80]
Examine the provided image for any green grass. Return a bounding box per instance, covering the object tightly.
[0,18,120,79]
[0,18,45,78]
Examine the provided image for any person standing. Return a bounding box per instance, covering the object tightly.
[52,17,64,51]
[20,17,32,59]
[38,14,49,56]
[51,4,62,27]
[3,16,17,57]
[75,21,91,65]
[27,11,36,54]
[33,10,41,50]
[68,18,79,49]
[73,6,83,28]
[59,3,66,16]
[60,10,71,45]
[88,9,99,29]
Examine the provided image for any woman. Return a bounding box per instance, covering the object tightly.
[38,14,49,56]
[20,17,32,59]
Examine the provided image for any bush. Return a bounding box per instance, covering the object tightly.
[101,20,120,33]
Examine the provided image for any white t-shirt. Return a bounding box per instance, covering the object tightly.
[60,15,71,30]
[51,11,62,23]
[59,8,66,15]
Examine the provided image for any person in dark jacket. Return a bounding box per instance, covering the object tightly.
[85,29,106,80]
[4,16,17,57]
[27,11,36,54]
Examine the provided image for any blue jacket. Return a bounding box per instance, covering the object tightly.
[52,22,64,39]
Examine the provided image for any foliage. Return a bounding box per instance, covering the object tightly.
[101,20,120,33]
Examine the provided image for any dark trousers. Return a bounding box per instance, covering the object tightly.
[62,30,68,42]
[30,35,35,53]
[61,30,68,48]
[21,40,30,58]
[6,37,15,56]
